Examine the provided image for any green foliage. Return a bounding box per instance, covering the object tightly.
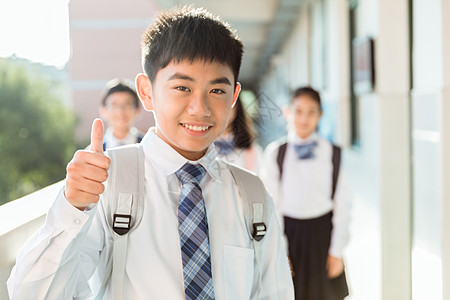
[0,58,76,205]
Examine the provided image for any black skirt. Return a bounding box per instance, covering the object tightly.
[284,212,349,300]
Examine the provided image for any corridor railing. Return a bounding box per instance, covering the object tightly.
[0,180,64,299]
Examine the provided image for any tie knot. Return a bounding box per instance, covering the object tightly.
[294,141,318,159]
[214,139,235,156]
[176,163,206,185]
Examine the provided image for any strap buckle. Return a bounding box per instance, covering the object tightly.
[113,214,131,235]
[252,222,266,242]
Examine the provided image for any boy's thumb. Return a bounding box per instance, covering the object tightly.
[90,118,104,153]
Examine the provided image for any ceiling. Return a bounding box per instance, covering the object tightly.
[153,0,303,91]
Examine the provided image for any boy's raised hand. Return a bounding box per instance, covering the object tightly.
[65,118,111,210]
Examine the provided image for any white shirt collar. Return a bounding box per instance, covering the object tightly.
[287,130,319,145]
[141,127,221,182]
[104,127,141,148]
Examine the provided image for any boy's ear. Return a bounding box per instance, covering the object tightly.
[231,82,241,108]
[135,73,153,111]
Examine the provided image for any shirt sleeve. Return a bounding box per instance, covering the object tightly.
[7,187,106,300]
[329,168,353,258]
[253,192,294,300]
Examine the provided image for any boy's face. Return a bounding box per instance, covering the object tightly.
[288,95,322,139]
[101,92,139,132]
[136,59,241,160]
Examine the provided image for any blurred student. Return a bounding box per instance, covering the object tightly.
[214,97,263,173]
[262,87,351,300]
[100,79,144,150]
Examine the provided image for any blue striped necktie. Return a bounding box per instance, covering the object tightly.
[176,163,215,300]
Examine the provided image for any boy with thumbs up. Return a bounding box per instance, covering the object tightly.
[8,7,294,300]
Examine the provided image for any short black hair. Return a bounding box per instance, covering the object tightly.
[291,86,322,111]
[101,79,140,108]
[141,7,243,84]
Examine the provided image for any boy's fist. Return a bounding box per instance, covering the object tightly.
[65,119,111,210]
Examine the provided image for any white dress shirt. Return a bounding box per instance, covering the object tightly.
[261,131,352,258]
[103,127,143,149]
[8,128,294,300]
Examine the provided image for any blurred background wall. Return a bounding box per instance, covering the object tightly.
[69,0,158,144]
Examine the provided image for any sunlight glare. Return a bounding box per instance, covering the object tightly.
[0,0,70,68]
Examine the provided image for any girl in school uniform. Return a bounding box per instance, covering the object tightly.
[214,97,263,173]
[99,79,144,150]
[262,87,352,300]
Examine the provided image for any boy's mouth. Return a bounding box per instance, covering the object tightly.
[181,123,211,132]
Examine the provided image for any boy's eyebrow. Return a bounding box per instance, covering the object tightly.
[210,77,231,85]
[168,73,232,85]
[168,73,194,82]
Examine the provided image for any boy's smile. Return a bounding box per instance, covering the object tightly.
[136,59,241,160]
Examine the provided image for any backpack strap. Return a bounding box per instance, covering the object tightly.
[276,142,288,180]
[228,163,268,241]
[96,144,145,300]
[227,163,269,299]
[331,145,342,200]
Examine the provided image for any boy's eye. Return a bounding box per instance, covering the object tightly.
[210,88,225,94]
[176,86,190,92]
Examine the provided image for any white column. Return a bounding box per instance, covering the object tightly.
[377,0,411,299]
[410,0,445,298]
[335,0,351,146]
[440,0,450,298]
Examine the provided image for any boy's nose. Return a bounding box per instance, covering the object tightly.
[186,93,211,117]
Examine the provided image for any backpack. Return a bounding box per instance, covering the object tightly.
[276,141,341,199]
[96,144,270,300]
